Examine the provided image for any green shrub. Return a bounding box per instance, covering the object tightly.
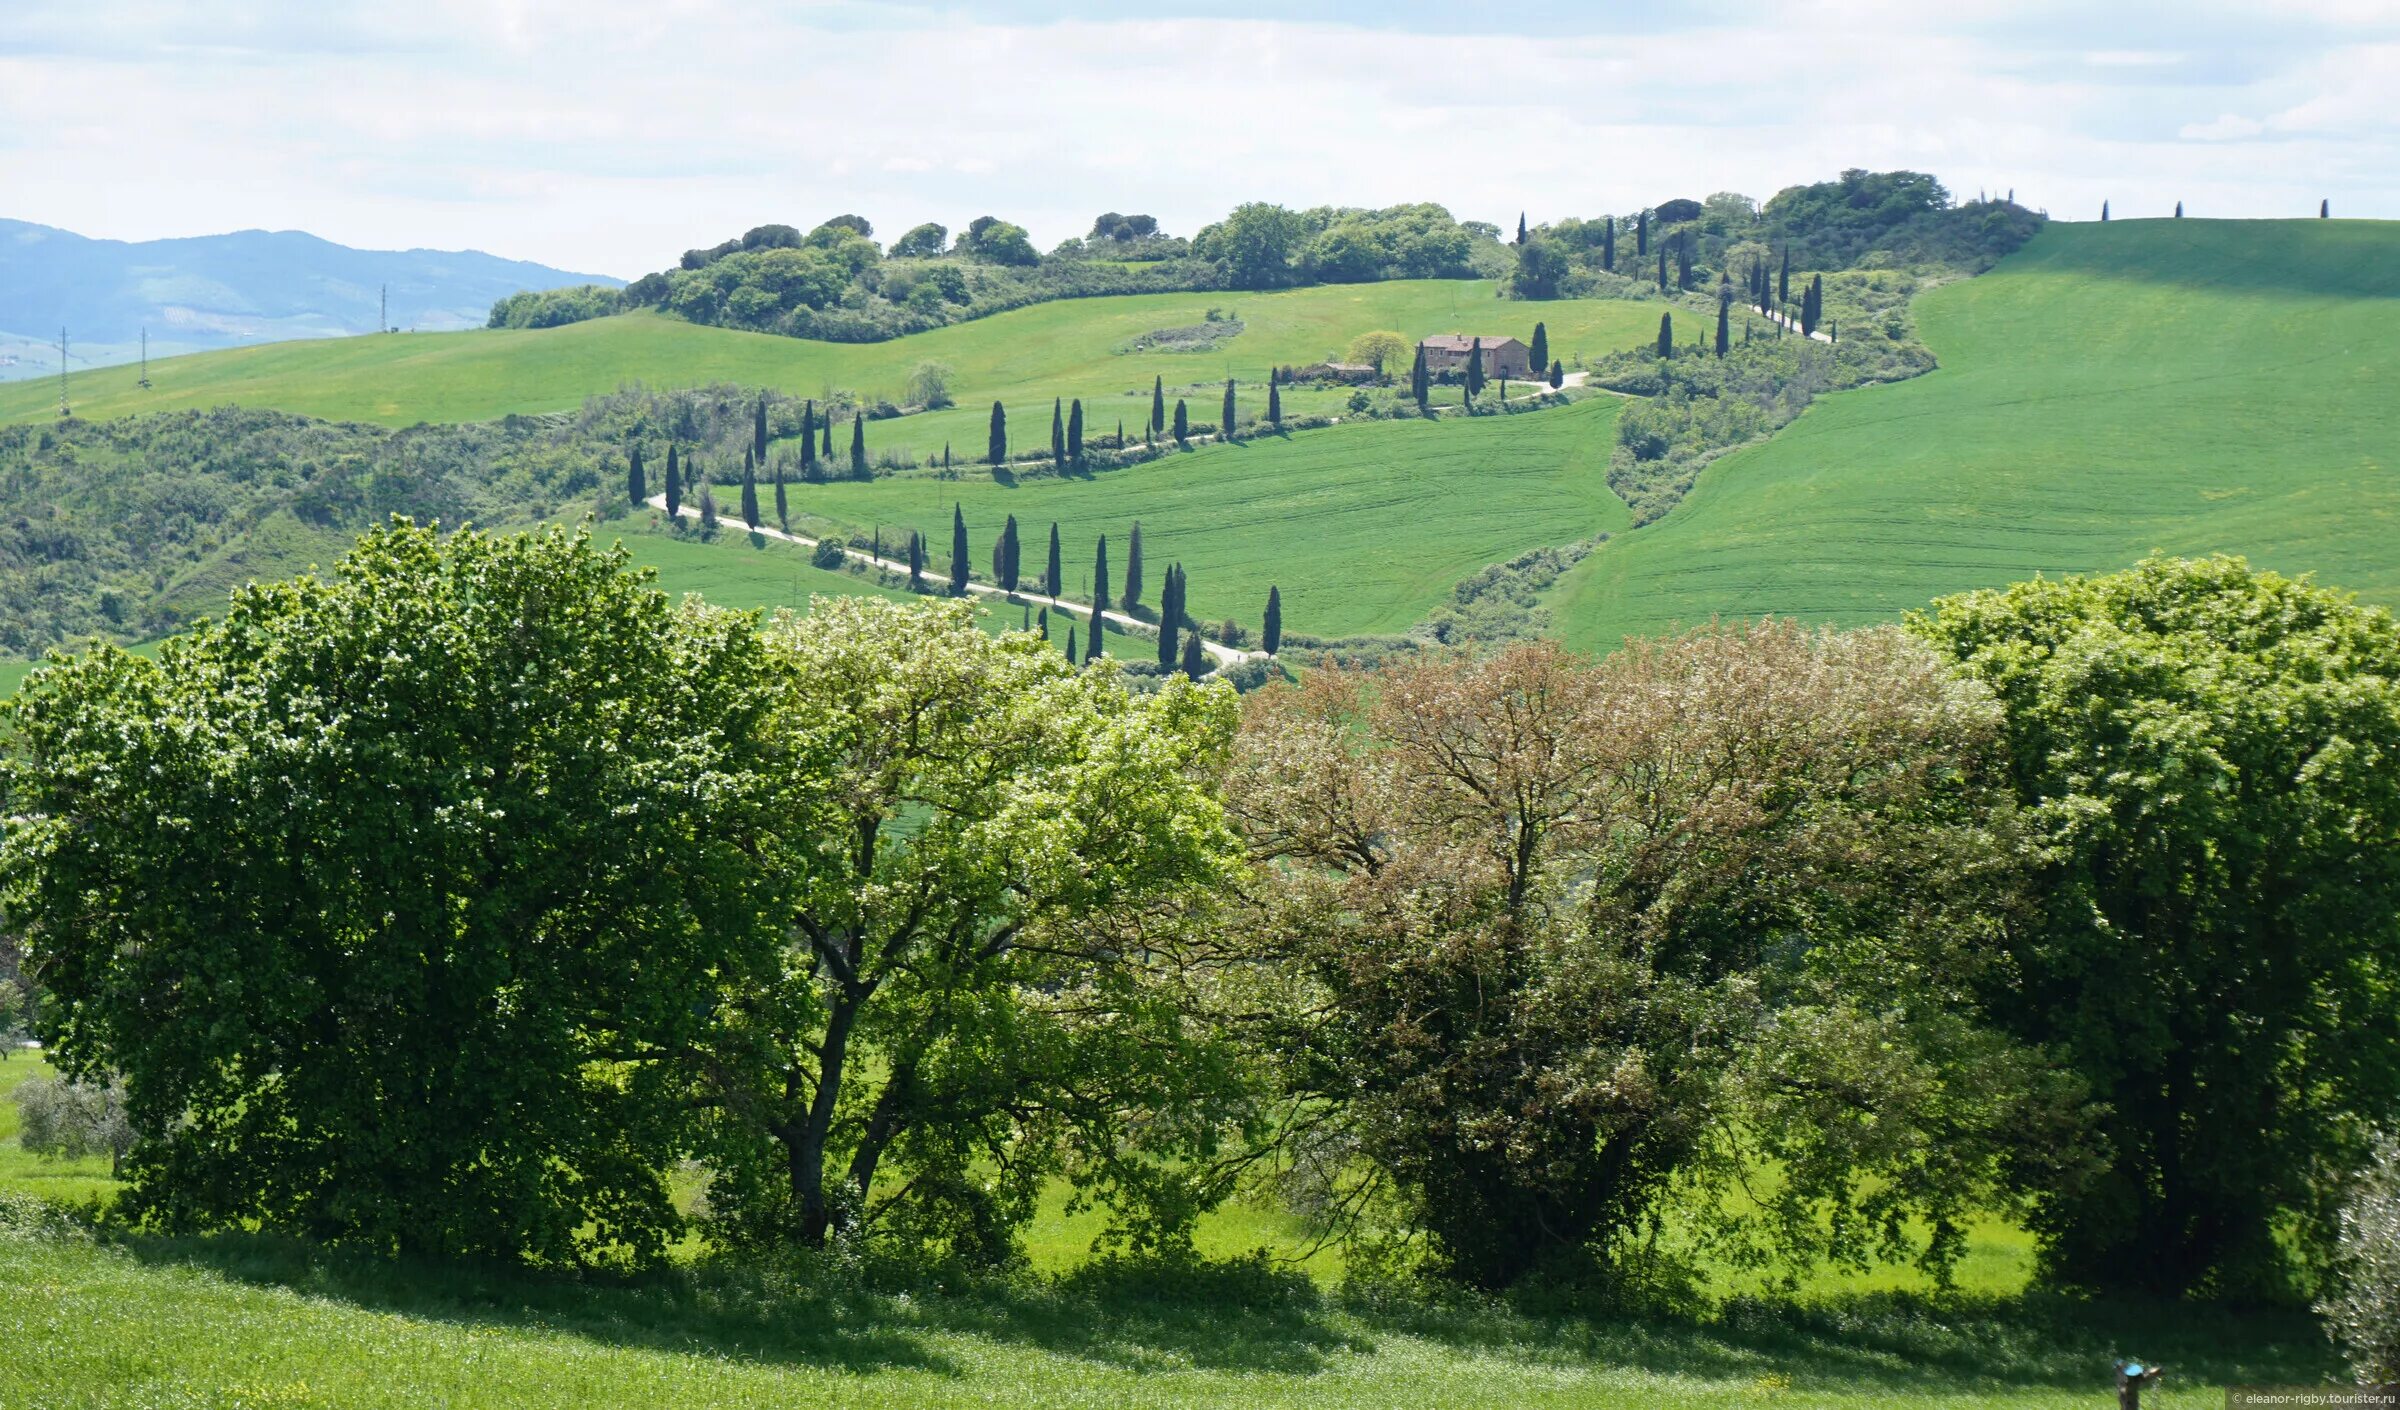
[2322,1136,2400,1380]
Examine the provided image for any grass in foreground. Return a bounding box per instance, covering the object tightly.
[783,396,1629,639]
[0,1064,2343,1406]
[0,1212,2337,1409]
[1552,218,2400,647]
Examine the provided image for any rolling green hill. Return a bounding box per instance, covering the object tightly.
[786,396,1628,640]
[1,282,1656,455]
[1550,219,2400,647]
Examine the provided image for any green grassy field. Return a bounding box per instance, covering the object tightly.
[0,1047,2336,1410]
[1551,219,2400,647]
[0,282,1658,459]
[783,396,1627,640]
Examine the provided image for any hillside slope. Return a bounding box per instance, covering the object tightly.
[0,282,1655,435]
[789,396,1627,640]
[0,219,617,377]
[1550,219,2400,647]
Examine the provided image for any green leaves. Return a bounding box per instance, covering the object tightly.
[1914,554,2400,1294]
[692,596,1251,1260]
[1,520,776,1263]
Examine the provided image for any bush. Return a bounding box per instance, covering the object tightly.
[810,537,848,570]
[12,1074,134,1175]
[2320,1136,2400,1380]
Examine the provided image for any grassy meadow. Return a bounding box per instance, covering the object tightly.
[0,281,1658,454]
[0,1054,2340,1409]
[1550,218,2400,646]
[784,396,1627,639]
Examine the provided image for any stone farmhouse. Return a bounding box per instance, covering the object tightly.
[1418,334,1532,380]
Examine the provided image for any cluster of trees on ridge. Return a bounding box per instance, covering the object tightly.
[6,532,2399,1366]
[485,172,2035,347]
[489,203,1511,343]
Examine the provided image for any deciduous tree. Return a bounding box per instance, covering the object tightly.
[1,523,775,1262]
[692,598,1247,1255]
[1229,625,2069,1289]
[1913,556,2400,1296]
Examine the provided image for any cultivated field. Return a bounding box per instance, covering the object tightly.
[785,396,1627,639]
[1549,219,2400,646]
[0,281,1658,456]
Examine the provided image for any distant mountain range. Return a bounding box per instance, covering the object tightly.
[0,219,620,381]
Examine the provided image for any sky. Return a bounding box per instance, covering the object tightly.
[2,0,2394,277]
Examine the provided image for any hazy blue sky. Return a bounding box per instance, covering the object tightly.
[2,0,2391,274]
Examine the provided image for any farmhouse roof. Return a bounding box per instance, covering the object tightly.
[1419,334,1524,351]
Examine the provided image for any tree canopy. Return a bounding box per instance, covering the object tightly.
[1,521,774,1262]
[1913,555,2400,1297]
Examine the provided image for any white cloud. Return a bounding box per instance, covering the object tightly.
[0,1,2392,275]
[2181,113,2267,140]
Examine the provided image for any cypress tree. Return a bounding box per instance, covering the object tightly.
[799,402,816,474]
[1602,216,1616,268]
[1068,399,1084,469]
[2321,198,2330,218]
[849,415,868,479]
[753,397,768,464]
[1657,312,1674,358]
[1263,585,1281,654]
[1779,245,1791,305]
[740,448,760,530]
[1037,606,1050,641]
[999,514,1021,592]
[950,503,969,595]
[1464,339,1486,399]
[1529,322,1548,374]
[1092,535,1111,629]
[1124,521,1144,609]
[1045,522,1063,598]
[989,400,1008,465]
[699,477,719,532]
[1656,248,1667,292]
[1022,603,1030,633]
[1411,343,1430,409]
[1636,208,1648,256]
[1157,565,1182,668]
[1515,211,1528,244]
[1152,375,1166,434]
[1715,286,1731,358]
[1084,607,1104,663]
[773,455,788,531]
[1116,418,1125,450]
[908,530,925,592]
[1675,234,1692,290]
[821,415,833,460]
[2175,200,2184,218]
[1172,399,1189,446]
[1548,359,1563,389]
[628,442,646,506]
[943,444,951,471]
[1801,274,1823,337]
[1065,623,1077,662]
[1221,378,1236,441]
[1051,397,1066,467]
[1267,378,1282,427]
[1180,632,1206,680]
[2101,200,2110,222]
[664,443,682,517]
